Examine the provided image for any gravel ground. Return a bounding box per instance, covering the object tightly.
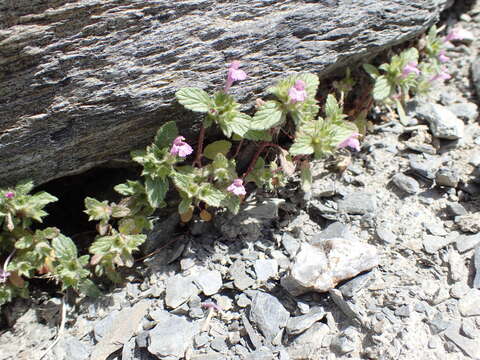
[1,3,480,360]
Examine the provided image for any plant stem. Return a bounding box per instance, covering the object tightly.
[193,124,205,167]
[242,142,282,179]
[233,139,244,158]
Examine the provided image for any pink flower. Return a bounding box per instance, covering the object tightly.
[430,68,451,82]
[438,50,450,63]
[201,302,222,311]
[401,62,420,78]
[224,61,247,92]
[4,192,14,199]
[170,136,193,158]
[227,179,246,196]
[338,133,361,152]
[444,27,471,42]
[288,80,307,104]
[0,269,10,283]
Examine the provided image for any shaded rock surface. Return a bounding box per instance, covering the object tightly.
[0,0,448,186]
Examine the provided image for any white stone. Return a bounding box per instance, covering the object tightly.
[458,289,480,317]
[283,238,379,295]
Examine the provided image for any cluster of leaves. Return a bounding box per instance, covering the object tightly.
[175,71,358,195]
[84,181,152,283]
[363,25,452,124]
[0,182,95,308]
[0,67,361,308]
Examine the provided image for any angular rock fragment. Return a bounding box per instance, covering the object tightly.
[458,289,480,317]
[336,193,377,215]
[456,233,480,253]
[435,168,460,188]
[283,238,379,295]
[392,173,420,194]
[286,307,326,335]
[193,270,223,296]
[249,292,290,344]
[287,323,330,360]
[148,311,198,359]
[415,103,464,140]
[165,274,199,309]
[443,323,480,359]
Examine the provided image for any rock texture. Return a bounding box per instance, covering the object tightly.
[0,0,448,186]
[283,238,379,295]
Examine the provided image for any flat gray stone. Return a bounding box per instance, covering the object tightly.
[329,289,364,324]
[230,259,255,290]
[194,270,223,296]
[458,289,480,317]
[456,233,480,253]
[409,158,440,179]
[444,323,480,359]
[338,272,373,298]
[415,103,464,140]
[312,222,354,243]
[246,347,275,360]
[148,311,198,359]
[165,274,199,309]
[93,310,120,342]
[392,173,420,194]
[54,336,91,360]
[286,307,326,335]
[423,234,454,254]
[337,193,377,215]
[448,102,478,121]
[376,227,397,244]
[210,337,228,353]
[254,259,278,282]
[287,323,330,359]
[447,203,467,216]
[282,233,300,257]
[249,292,290,344]
[436,168,460,188]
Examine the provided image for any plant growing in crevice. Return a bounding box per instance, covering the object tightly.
[363,25,463,124]
[0,182,94,307]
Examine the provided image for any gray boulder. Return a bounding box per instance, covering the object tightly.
[0,0,448,185]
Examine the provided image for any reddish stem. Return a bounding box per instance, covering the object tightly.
[233,139,244,158]
[193,124,206,167]
[242,142,282,179]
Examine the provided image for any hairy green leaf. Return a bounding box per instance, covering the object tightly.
[176,88,213,113]
[243,129,272,141]
[52,234,78,259]
[289,135,314,156]
[198,184,226,207]
[204,140,232,160]
[250,101,285,130]
[84,197,111,223]
[154,121,178,149]
[362,64,380,79]
[145,176,168,208]
[373,76,393,101]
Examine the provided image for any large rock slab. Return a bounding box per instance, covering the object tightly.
[0,0,448,185]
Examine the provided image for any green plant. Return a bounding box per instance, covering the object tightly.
[118,62,360,224]
[363,25,457,124]
[0,182,94,307]
[84,181,153,283]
